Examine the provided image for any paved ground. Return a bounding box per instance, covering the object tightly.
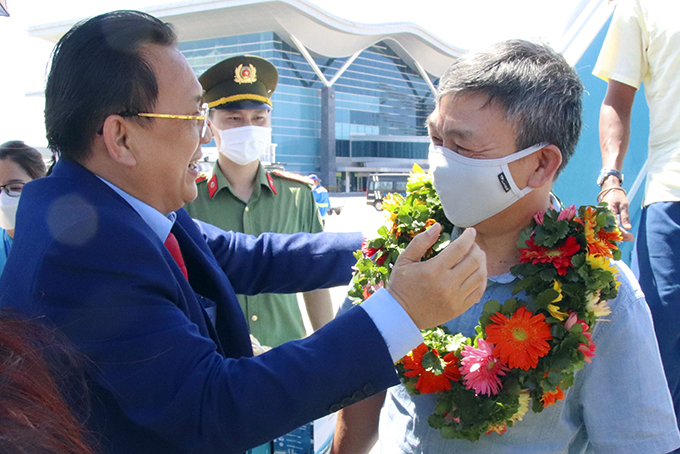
[299,194,387,453]
[297,194,388,327]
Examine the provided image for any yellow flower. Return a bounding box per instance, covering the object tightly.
[407,163,430,185]
[586,290,612,318]
[587,254,621,290]
[382,192,405,213]
[511,391,531,423]
[546,281,568,321]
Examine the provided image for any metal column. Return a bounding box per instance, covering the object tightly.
[320,86,336,190]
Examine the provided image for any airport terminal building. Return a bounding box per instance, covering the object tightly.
[32,0,465,191]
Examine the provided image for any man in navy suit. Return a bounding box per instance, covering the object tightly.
[0,10,486,454]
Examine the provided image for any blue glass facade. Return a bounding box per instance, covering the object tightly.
[179,32,435,177]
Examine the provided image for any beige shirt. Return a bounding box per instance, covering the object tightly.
[593,0,680,205]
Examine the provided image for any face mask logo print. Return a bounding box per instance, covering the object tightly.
[498,172,512,193]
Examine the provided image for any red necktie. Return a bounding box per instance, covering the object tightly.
[164,232,188,280]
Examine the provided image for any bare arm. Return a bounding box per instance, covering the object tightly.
[598,79,637,241]
[331,392,386,454]
[302,288,334,331]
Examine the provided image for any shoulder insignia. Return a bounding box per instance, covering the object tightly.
[270,170,314,186]
[266,172,278,195]
[195,173,208,184]
[207,174,219,199]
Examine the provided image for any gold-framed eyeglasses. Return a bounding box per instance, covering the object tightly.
[135,103,210,137]
[0,182,25,198]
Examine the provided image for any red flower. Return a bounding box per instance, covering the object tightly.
[402,344,461,394]
[485,306,553,370]
[519,236,581,276]
[361,240,388,265]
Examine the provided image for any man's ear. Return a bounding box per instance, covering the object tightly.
[101,115,138,167]
[526,144,562,188]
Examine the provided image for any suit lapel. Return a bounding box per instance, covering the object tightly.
[171,215,253,358]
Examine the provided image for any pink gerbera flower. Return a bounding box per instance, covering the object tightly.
[557,205,577,222]
[460,339,508,396]
[565,313,596,363]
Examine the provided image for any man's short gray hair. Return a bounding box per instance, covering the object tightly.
[437,40,583,175]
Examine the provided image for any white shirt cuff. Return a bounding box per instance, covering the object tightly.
[359,288,424,363]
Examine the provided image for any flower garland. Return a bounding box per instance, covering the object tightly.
[348,165,622,441]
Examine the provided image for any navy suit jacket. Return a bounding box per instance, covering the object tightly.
[0,160,399,453]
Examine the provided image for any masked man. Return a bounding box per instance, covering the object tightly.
[186,56,333,351]
[332,39,680,454]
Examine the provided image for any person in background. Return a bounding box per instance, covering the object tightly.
[186,55,334,353]
[309,174,330,222]
[0,141,47,273]
[593,0,680,443]
[0,311,94,454]
[185,54,335,454]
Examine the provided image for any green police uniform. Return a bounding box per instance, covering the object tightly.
[185,162,323,348]
[195,54,319,454]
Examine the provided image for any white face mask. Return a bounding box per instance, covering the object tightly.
[0,191,20,231]
[428,142,547,227]
[216,125,272,166]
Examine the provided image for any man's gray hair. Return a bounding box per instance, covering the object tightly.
[437,40,583,175]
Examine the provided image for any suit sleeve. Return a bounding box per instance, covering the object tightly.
[192,214,362,295]
[29,214,398,454]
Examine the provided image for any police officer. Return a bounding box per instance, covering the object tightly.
[309,174,330,223]
[186,54,333,346]
[185,54,333,454]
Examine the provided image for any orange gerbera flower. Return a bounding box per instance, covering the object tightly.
[519,236,581,276]
[485,424,508,435]
[576,207,622,258]
[541,386,565,407]
[591,228,622,258]
[485,306,553,370]
[402,344,461,394]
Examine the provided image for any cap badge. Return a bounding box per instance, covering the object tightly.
[234,64,257,84]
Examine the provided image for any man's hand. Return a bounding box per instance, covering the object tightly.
[387,224,486,329]
[601,180,635,242]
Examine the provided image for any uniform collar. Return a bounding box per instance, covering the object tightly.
[207,161,276,200]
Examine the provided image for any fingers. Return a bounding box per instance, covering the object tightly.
[398,222,441,263]
[619,202,632,230]
[603,193,635,242]
[430,228,477,269]
[460,261,487,308]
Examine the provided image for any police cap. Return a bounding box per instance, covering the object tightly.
[199,55,278,111]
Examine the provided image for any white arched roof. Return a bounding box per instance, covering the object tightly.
[29,0,467,78]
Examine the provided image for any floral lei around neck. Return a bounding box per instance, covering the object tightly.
[349,165,623,441]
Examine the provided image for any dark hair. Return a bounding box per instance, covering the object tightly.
[0,141,47,180]
[0,312,94,454]
[437,40,583,175]
[44,10,177,162]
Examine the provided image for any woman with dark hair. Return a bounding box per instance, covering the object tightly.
[0,312,94,454]
[0,141,47,272]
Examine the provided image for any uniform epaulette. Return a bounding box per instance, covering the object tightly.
[269,170,314,186]
[195,173,208,183]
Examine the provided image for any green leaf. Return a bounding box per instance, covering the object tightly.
[535,288,559,308]
[377,226,388,237]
